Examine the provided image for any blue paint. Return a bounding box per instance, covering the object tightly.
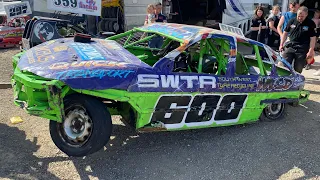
[128,73,303,93]
[55,69,135,80]
[17,23,302,92]
[70,43,106,60]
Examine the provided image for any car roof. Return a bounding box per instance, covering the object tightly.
[136,23,264,47]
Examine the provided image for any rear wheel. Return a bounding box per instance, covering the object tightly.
[49,94,112,157]
[260,103,286,121]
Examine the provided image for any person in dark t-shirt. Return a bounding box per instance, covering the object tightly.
[279,6,316,73]
[250,6,267,43]
[267,5,280,47]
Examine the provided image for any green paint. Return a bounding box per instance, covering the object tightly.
[11,63,306,131]
[11,26,309,133]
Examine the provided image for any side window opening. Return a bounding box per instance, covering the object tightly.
[236,42,292,76]
[176,38,230,75]
[109,30,180,66]
[236,42,268,75]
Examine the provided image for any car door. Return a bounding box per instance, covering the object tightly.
[139,34,252,130]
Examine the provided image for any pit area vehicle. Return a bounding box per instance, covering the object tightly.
[21,16,87,50]
[0,14,30,48]
[11,23,309,157]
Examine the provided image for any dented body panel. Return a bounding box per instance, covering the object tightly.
[11,23,309,132]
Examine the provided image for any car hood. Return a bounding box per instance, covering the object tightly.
[17,38,152,90]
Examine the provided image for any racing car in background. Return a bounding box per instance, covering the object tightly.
[21,16,87,50]
[0,14,30,48]
[11,23,309,157]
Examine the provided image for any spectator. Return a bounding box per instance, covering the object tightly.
[312,10,320,28]
[148,2,167,49]
[267,5,281,48]
[144,4,157,25]
[250,6,267,43]
[277,0,300,39]
[305,10,320,70]
[279,6,316,73]
[154,2,167,23]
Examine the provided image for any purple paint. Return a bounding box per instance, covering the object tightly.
[16,25,303,92]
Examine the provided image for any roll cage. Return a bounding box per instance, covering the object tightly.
[108,27,293,77]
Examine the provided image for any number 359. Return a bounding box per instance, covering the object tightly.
[54,0,77,8]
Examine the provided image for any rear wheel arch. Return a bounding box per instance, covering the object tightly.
[260,97,288,121]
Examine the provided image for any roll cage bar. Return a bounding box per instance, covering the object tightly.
[108,28,282,76]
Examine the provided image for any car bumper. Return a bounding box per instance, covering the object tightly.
[298,90,310,104]
[11,54,68,122]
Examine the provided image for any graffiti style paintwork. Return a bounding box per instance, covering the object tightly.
[11,22,310,157]
[17,23,305,92]
[12,23,309,127]
[138,23,217,41]
[18,38,150,89]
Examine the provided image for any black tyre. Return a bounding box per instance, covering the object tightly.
[109,21,115,32]
[260,103,286,121]
[101,8,108,18]
[112,7,118,18]
[107,8,112,17]
[104,20,111,31]
[99,20,107,31]
[49,94,112,157]
[113,22,120,33]
[87,15,97,35]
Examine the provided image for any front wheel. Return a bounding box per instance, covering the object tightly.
[260,103,286,121]
[50,94,112,157]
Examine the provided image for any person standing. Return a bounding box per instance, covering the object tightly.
[267,5,281,48]
[144,4,157,25]
[154,2,167,23]
[279,6,316,73]
[148,2,167,49]
[305,10,320,70]
[250,6,267,44]
[277,0,300,39]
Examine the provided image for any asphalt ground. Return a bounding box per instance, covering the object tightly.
[0,48,319,180]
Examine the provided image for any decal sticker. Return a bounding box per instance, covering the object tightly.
[55,69,134,80]
[219,23,244,37]
[53,45,68,52]
[70,43,106,60]
[4,1,32,18]
[302,26,309,31]
[137,74,216,89]
[34,22,54,42]
[140,23,216,41]
[48,61,128,70]
[257,77,293,91]
[47,0,101,16]
[150,94,248,129]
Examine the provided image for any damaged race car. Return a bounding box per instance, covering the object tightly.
[0,15,30,48]
[11,23,309,157]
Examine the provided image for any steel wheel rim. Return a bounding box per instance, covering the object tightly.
[59,106,93,147]
[265,103,284,119]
